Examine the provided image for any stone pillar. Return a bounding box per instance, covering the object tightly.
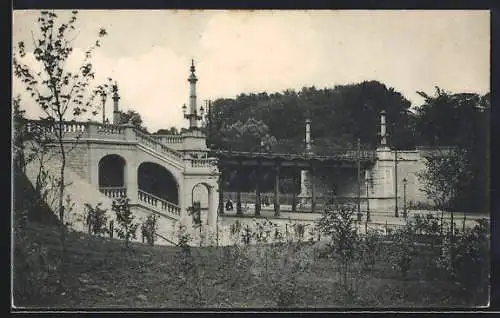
[236,166,242,215]
[274,163,280,217]
[123,123,136,141]
[299,169,312,206]
[126,157,138,203]
[292,169,298,213]
[112,83,121,125]
[255,163,261,216]
[311,165,316,213]
[187,60,199,130]
[380,110,388,148]
[218,168,225,215]
[207,186,218,226]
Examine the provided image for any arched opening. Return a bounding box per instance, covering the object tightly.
[99,154,126,187]
[191,182,214,226]
[138,162,179,205]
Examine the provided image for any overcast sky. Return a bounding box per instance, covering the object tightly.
[12,10,490,132]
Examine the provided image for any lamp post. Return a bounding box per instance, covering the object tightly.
[365,175,371,222]
[394,148,399,218]
[402,177,407,219]
[357,138,362,222]
[101,91,107,124]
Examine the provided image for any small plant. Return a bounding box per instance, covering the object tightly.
[316,203,365,304]
[112,196,139,248]
[389,222,417,279]
[140,213,158,246]
[84,202,109,237]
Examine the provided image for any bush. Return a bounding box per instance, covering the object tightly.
[251,241,314,307]
[435,218,490,305]
[388,222,418,279]
[315,203,372,304]
[84,202,109,237]
[140,214,158,246]
[112,196,139,248]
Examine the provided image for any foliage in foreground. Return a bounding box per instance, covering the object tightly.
[14,202,490,308]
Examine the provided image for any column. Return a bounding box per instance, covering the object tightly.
[207,186,217,227]
[274,162,280,217]
[236,165,242,215]
[292,169,298,213]
[126,159,138,204]
[255,163,261,216]
[311,164,316,213]
[218,168,225,215]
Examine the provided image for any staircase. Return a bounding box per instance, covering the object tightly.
[22,140,180,246]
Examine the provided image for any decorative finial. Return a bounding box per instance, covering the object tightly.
[190,59,195,74]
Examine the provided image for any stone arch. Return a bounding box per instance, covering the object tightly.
[98,154,126,188]
[190,182,217,226]
[138,162,179,205]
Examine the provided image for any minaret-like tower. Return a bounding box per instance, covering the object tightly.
[379,110,389,149]
[112,82,121,125]
[184,59,202,130]
[298,113,313,206]
[305,117,312,154]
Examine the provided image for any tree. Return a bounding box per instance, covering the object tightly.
[218,117,277,152]
[154,127,179,135]
[13,10,112,289]
[117,110,148,133]
[415,87,490,213]
[209,81,414,153]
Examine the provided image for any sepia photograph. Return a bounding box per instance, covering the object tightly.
[12,9,491,310]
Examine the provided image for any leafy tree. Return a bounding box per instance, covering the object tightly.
[415,87,489,213]
[112,196,139,248]
[13,10,112,288]
[209,81,414,153]
[117,110,148,133]
[218,117,277,152]
[154,127,179,135]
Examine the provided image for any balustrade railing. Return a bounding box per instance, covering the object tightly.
[190,158,217,168]
[23,119,183,162]
[99,186,127,198]
[137,190,181,215]
[151,134,183,144]
[135,130,183,162]
[95,123,125,135]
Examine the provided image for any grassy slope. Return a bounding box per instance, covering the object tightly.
[13,170,484,309]
[13,219,476,309]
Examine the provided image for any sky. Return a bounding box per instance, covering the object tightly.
[12,10,490,133]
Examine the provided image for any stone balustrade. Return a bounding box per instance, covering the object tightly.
[134,130,183,162]
[190,158,217,168]
[99,186,127,198]
[137,189,181,215]
[22,119,183,162]
[151,134,183,144]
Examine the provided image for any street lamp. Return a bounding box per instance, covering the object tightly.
[365,175,371,222]
[182,104,187,116]
[402,177,408,219]
[101,91,107,124]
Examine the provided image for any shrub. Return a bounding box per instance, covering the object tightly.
[436,218,490,305]
[84,202,109,237]
[140,213,158,246]
[315,203,369,304]
[252,240,314,307]
[112,196,139,248]
[389,222,418,279]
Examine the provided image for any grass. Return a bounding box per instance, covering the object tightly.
[13,217,487,309]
